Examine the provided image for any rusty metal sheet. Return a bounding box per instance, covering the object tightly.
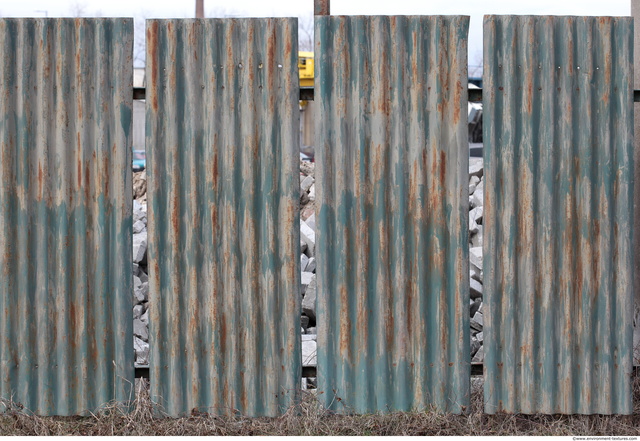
[483,15,634,414]
[146,18,301,417]
[315,15,470,414]
[0,18,134,416]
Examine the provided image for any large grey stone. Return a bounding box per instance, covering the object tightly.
[300,189,309,205]
[470,206,483,225]
[300,221,316,255]
[470,278,483,300]
[471,313,483,331]
[133,231,148,263]
[133,220,146,234]
[471,338,481,357]
[470,247,483,271]
[133,201,147,225]
[133,318,148,341]
[471,225,483,248]
[470,187,483,209]
[469,158,483,178]
[470,299,481,317]
[133,276,142,305]
[134,336,149,365]
[470,267,482,283]
[134,279,149,303]
[469,214,479,235]
[308,184,316,202]
[469,175,480,195]
[301,271,314,295]
[301,175,314,192]
[302,340,317,367]
[472,311,484,327]
[305,213,316,232]
[141,309,149,325]
[301,254,310,272]
[133,304,144,320]
[302,275,317,320]
[305,257,316,273]
[472,345,484,363]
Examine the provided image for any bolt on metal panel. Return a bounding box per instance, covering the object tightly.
[315,15,471,414]
[0,18,134,416]
[146,18,301,417]
[483,15,634,414]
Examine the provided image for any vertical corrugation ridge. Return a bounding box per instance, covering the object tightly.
[483,15,633,415]
[147,18,300,418]
[316,15,470,414]
[0,18,133,416]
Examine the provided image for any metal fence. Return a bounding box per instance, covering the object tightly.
[146,18,301,417]
[315,15,470,414]
[0,18,134,416]
[483,15,634,415]
[0,14,635,417]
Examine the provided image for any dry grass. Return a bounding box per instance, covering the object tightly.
[1,377,640,436]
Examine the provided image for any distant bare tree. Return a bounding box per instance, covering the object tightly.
[133,13,149,68]
[207,6,242,18]
[298,14,313,52]
[69,2,88,17]
[469,51,483,78]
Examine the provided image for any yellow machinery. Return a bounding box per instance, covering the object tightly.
[298,51,314,88]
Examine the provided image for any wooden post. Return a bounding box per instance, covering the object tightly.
[196,0,204,18]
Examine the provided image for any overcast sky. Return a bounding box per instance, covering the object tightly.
[0,0,632,71]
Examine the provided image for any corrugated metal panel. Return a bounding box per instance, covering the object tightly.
[315,15,470,414]
[483,15,634,414]
[146,18,300,417]
[0,18,134,416]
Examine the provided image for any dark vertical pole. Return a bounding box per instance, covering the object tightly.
[196,0,204,18]
[314,0,330,16]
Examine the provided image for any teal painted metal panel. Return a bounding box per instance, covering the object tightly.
[315,15,470,414]
[483,15,634,414]
[0,18,134,415]
[146,18,301,417]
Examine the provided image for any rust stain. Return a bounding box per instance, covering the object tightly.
[453,80,462,124]
[103,151,111,199]
[84,158,91,202]
[439,151,446,187]
[339,285,350,357]
[240,371,248,410]
[148,21,159,111]
[219,313,227,360]
[37,163,43,200]
[77,133,82,187]
[171,192,180,237]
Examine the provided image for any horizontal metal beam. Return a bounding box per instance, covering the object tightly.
[134,87,640,103]
[133,87,145,100]
[136,363,640,380]
[134,364,486,379]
